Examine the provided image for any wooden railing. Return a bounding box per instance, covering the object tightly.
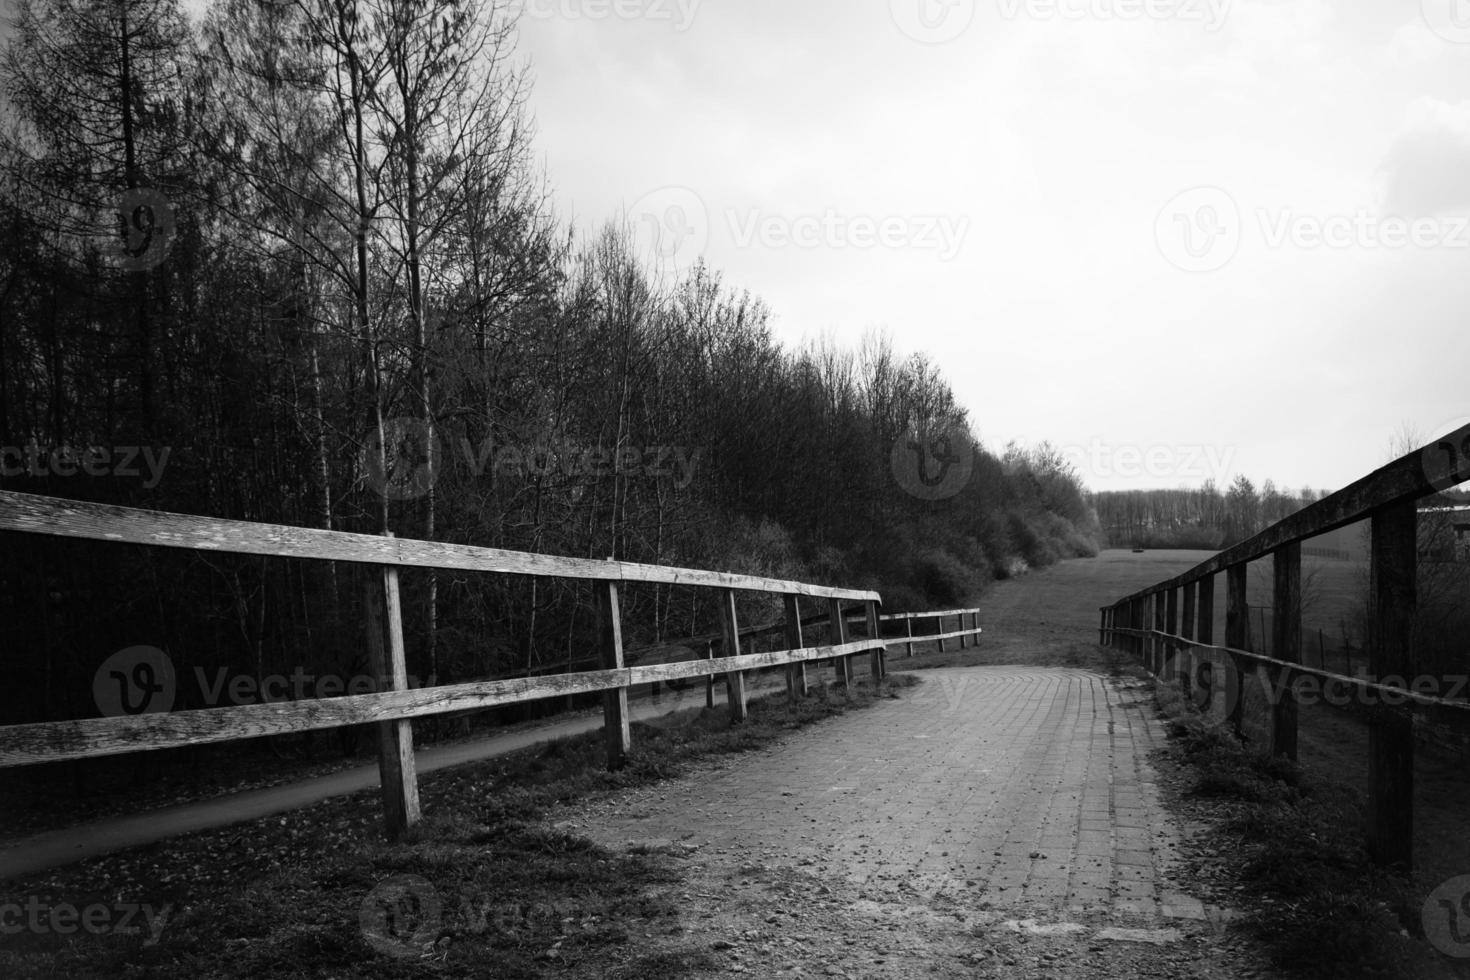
[0,491,981,838]
[1099,423,1470,871]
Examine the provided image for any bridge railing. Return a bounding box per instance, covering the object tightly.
[1098,423,1470,870]
[0,490,981,838]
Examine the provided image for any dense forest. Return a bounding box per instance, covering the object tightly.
[0,0,1102,751]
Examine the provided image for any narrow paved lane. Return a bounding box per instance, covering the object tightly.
[564,666,1203,925]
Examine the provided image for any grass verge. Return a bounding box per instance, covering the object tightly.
[1154,681,1462,980]
[0,673,918,980]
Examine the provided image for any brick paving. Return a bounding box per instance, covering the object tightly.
[568,666,1203,925]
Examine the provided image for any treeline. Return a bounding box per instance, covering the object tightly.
[0,0,1100,751]
[1092,478,1327,549]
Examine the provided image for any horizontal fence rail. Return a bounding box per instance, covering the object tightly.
[1099,422,1470,872]
[0,491,988,838]
[0,491,879,601]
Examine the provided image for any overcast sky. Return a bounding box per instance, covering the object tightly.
[510,0,1470,493]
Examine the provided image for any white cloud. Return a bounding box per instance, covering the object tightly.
[1378,97,1470,216]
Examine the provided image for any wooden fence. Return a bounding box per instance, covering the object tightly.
[1099,423,1470,871]
[0,490,983,838]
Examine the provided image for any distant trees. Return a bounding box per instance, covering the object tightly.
[1092,480,1327,549]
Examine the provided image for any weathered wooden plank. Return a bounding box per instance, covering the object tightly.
[704,640,715,709]
[872,608,981,621]
[717,588,748,722]
[0,491,881,602]
[1102,631,1470,719]
[365,567,420,839]
[1164,588,1178,680]
[597,580,631,770]
[1110,421,1470,604]
[784,594,808,701]
[1197,574,1215,646]
[1151,594,1165,675]
[1368,501,1415,871]
[1224,564,1249,736]
[923,626,984,645]
[0,639,888,767]
[865,601,886,681]
[829,598,852,688]
[1271,542,1301,761]
[1180,583,1197,700]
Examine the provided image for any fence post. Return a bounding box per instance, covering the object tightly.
[904,616,914,657]
[865,600,886,681]
[1197,574,1215,646]
[1180,582,1196,699]
[937,613,948,654]
[1368,501,1416,871]
[717,588,748,722]
[829,598,852,688]
[784,594,808,701]
[364,563,420,840]
[1225,564,1249,739]
[1099,607,1107,646]
[1164,587,1179,681]
[705,640,715,709]
[1271,542,1301,761]
[596,580,631,770]
[1151,592,1166,675]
